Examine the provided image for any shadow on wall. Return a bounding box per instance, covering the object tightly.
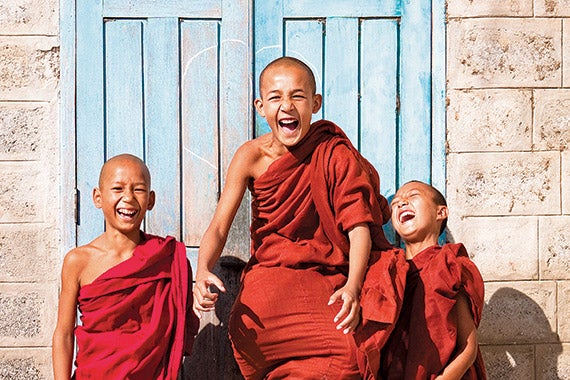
[183,256,246,380]
[478,287,562,379]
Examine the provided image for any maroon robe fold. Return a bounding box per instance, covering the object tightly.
[381,243,487,380]
[228,120,407,379]
[74,234,199,379]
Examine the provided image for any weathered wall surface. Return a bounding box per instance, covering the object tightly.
[0,0,59,378]
[447,1,570,378]
[0,0,568,379]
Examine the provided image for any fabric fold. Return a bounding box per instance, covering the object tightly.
[74,234,198,380]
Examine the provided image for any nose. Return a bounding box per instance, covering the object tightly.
[397,199,408,208]
[280,98,294,111]
[122,189,134,201]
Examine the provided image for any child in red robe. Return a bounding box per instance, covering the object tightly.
[193,56,407,379]
[52,154,199,380]
[381,180,487,379]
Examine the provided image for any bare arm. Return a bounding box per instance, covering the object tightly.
[328,223,371,334]
[52,251,81,380]
[435,292,479,380]
[192,144,252,317]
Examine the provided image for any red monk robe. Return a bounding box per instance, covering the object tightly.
[381,243,487,380]
[228,120,407,379]
[74,234,199,379]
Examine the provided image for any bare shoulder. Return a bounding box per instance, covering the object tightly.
[62,240,107,287]
[230,135,271,178]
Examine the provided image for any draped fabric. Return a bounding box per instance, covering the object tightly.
[74,234,199,379]
[229,120,407,379]
[381,243,487,380]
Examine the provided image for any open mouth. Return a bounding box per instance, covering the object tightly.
[279,119,299,134]
[399,210,415,223]
[117,208,137,219]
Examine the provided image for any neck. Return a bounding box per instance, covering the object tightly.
[404,236,439,260]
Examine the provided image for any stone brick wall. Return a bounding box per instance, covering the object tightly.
[0,0,568,379]
[0,0,59,379]
[447,1,569,378]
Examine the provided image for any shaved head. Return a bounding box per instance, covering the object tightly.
[259,56,317,96]
[99,154,151,189]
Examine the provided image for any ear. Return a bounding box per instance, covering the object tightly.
[254,97,265,117]
[92,188,103,209]
[147,190,156,211]
[436,205,448,221]
[312,94,322,114]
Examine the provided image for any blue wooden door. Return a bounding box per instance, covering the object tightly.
[75,0,251,266]
[255,0,445,206]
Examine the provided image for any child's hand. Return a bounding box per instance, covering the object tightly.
[192,270,226,318]
[328,285,361,334]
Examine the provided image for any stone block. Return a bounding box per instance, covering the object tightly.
[448,18,561,88]
[480,344,534,380]
[559,281,570,341]
[0,283,57,346]
[0,37,59,101]
[0,225,58,282]
[479,281,557,344]
[539,216,570,279]
[0,163,47,223]
[561,150,570,215]
[536,343,570,380]
[533,90,570,151]
[447,89,532,152]
[0,102,54,161]
[0,0,58,35]
[447,152,560,216]
[0,348,52,380]
[535,0,570,16]
[448,216,538,281]
[447,0,533,17]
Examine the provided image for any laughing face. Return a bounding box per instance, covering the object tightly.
[254,61,322,148]
[93,155,155,237]
[390,181,448,246]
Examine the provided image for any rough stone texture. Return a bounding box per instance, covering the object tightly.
[0,284,57,346]
[447,0,533,17]
[539,216,570,280]
[536,344,570,380]
[559,282,570,342]
[448,216,538,281]
[0,0,58,35]
[479,281,557,345]
[0,163,46,223]
[447,89,532,152]
[0,37,59,100]
[0,349,52,380]
[561,151,570,215]
[480,344,534,380]
[0,225,57,282]
[535,0,570,16]
[448,18,562,88]
[533,89,570,151]
[0,102,53,161]
[447,152,560,216]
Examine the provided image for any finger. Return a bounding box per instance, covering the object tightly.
[207,277,226,293]
[328,290,341,306]
[334,300,351,323]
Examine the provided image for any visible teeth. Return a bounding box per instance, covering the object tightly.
[400,211,414,222]
[118,209,136,216]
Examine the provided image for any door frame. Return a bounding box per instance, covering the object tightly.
[59,0,446,254]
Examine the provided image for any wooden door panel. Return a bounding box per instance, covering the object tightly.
[181,20,220,247]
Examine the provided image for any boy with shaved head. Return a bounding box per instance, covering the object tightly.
[52,154,199,379]
[381,181,487,379]
[193,56,407,379]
